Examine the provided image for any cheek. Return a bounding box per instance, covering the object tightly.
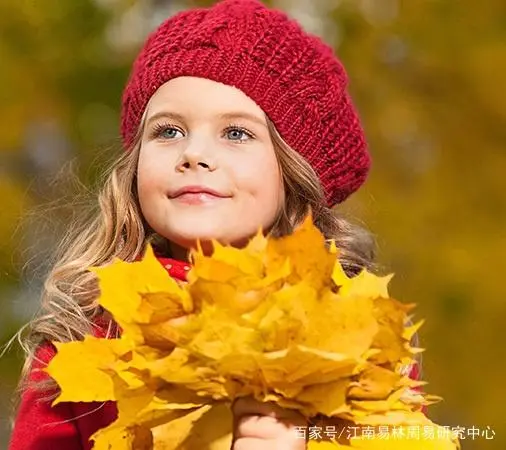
[137,146,172,193]
[232,152,284,208]
[137,159,155,207]
[137,145,174,215]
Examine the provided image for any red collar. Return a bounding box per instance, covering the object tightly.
[156,256,191,282]
[133,248,191,281]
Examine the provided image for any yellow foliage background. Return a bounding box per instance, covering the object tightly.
[1,1,504,449]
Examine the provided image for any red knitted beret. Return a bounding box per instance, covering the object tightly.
[120,0,370,205]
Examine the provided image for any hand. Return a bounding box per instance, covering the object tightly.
[231,397,307,450]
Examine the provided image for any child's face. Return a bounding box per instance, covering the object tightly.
[137,76,284,256]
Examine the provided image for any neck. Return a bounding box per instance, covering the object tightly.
[169,240,219,260]
[169,243,191,262]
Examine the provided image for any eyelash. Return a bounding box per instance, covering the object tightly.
[149,122,182,140]
[148,122,255,142]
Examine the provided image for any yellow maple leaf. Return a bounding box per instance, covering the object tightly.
[152,404,232,450]
[89,246,192,345]
[266,213,336,290]
[338,270,393,299]
[46,215,459,450]
[348,365,403,400]
[46,336,131,404]
[92,424,153,450]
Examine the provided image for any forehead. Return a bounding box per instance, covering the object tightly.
[145,76,265,120]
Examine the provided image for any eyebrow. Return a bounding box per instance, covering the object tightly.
[145,111,267,128]
[145,111,185,128]
[217,112,267,127]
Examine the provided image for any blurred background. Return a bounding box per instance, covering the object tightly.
[0,0,504,448]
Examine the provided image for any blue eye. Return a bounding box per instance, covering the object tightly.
[161,128,183,139]
[151,124,184,140]
[224,126,254,142]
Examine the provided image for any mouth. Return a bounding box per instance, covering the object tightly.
[169,185,231,205]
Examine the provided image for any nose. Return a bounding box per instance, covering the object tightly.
[177,159,213,171]
[176,137,216,172]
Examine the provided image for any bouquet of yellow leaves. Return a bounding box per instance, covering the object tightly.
[46,216,460,449]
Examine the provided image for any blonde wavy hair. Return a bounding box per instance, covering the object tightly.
[17,117,377,396]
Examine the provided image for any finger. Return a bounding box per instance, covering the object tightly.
[234,414,285,440]
[232,436,307,450]
[232,397,305,422]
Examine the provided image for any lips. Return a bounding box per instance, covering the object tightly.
[170,185,229,199]
[169,185,231,205]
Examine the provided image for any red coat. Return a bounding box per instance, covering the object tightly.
[9,257,423,449]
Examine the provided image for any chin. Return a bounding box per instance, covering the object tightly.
[168,222,232,246]
[159,208,272,252]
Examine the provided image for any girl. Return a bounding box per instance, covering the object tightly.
[9,0,420,449]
